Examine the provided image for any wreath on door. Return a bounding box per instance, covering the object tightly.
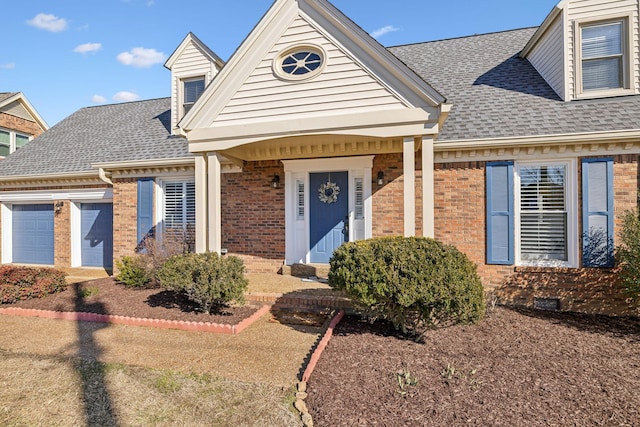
[318,181,340,204]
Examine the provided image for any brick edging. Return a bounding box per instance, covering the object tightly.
[301,310,344,382]
[0,304,270,335]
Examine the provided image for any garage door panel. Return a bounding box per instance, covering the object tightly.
[12,204,54,265]
[81,203,113,268]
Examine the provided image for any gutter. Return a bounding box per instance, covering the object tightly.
[0,171,100,183]
[91,157,195,170]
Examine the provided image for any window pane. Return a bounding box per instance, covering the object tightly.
[15,134,29,149]
[582,23,622,58]
[519,165,568,262]
[164,182,184,229]
[185,182,196,226]
[0,131,10,156]
[183,78,205,113]
[582,22,623,91]
[583,57,622,90]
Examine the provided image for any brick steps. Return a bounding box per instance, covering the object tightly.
[246,292,353,313]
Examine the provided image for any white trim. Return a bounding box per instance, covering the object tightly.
[403,137,416,237]
[208,154,222,254]
[514,159,578,268]
[1,203,12,264]
[282,155,373,264]
[155,176,195,242]
[0,188,113,202]
[422,136,435,238]
[273,44,327,81]
[70,202,81,267]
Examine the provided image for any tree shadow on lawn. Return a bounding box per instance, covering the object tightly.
[72,282,120,426]
[505,305,640,342]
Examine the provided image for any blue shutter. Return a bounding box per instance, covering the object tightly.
[582,158,614,267]
[137,178,154,245]
[486,162,514,265]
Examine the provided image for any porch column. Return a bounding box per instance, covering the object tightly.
[422,136,435,238]
[195,154,207,253]
[207,153,222,254]
[403,137,416,237]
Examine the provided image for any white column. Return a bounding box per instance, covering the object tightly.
[422,136,435,238]
[195,154,207,253]
[403,137,416,237]
[207,153,222,254]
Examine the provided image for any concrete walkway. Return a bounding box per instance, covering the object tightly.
[0,309,322,387]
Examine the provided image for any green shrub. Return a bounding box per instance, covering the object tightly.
[329,236,485,333]
[0,266,67,304]
[617,209,640,304]
[115,255,152,288]
[156,252,248,314]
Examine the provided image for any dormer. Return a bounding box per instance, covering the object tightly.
[521,0,639,101]
[164,33,225,132]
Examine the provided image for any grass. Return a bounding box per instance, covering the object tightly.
[0,349,300,426]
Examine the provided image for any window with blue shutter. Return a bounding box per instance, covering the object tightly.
[582,158,614,267]
[137,178,155,245]
[486,162,514,265]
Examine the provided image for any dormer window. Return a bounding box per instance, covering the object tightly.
[577,18,633,97]
[182,77,205,115]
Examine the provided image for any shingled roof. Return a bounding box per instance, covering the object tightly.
[390,28,640,142]
[0,97,191,177]
[0,93,18,103]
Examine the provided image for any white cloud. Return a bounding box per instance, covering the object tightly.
[116,47,166,68]
[91,95,106,103]
[0,63,16,70]
[74,43,102,54]
[112,91,140,102]
[370,25,400,39]
[26,13,68,32]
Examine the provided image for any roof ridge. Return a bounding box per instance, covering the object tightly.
[387,26,539,49]
[82,96,171,110]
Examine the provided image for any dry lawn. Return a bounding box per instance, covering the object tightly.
[0,349,300,426]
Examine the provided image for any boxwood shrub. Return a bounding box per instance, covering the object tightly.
[0,266,68,304]
[156,252,248,314]
[329,236,485,333]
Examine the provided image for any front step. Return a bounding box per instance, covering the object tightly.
[282,263,331,279]
[246,292,352,313]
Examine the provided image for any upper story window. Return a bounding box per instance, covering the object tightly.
[0,129,31,157]
[578,19,632,95]
[182,77,205,115]
[274,45,325,81]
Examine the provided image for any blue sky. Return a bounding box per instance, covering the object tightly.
[2,0,559,126]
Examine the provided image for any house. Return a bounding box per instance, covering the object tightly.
[0,92,48,158]
[0,0,638,314]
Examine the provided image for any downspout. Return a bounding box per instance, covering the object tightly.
[98,168,114,186]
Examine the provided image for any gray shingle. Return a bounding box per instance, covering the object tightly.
[0,93,18,103]
[0,98,191,177]
[389,28,640,142]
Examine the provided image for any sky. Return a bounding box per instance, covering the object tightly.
[2,0,559,127]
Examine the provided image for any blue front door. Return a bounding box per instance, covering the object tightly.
[310,172,349,263]
[81,203,113,268]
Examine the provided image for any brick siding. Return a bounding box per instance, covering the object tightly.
[0,112,44,138]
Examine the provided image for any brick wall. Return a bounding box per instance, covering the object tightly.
[112,178,140,266]
[434,155,639,315]
[222,161,285,273]
[54,201,71,267]
[0,112,44,138]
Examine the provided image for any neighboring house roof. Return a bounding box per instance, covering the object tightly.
[0,98,191,177]
[0,91,49,131]
[390,28,640,143]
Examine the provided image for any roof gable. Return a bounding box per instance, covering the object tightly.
[181,0,445,148]
[164,32,224,70]
[0,92,49,131]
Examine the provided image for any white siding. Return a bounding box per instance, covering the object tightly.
[170,42,220,130]
[566,0,639,99]
[213,16,406,127]
[0,101,33,122]
[527,14,565,100]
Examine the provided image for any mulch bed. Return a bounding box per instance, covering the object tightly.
[307,307,640,426]
[3,278,259,325]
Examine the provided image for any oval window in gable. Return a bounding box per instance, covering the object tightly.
[274,46,326,81]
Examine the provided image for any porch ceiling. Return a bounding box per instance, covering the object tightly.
[219,134,421,161]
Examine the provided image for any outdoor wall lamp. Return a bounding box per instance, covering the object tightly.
[54,201,64,214]
[377,170,384,186]
[271,174,280,188]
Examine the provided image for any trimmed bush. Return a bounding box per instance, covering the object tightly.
[329,236,485,333]
[115,255,152,288]
[156,252,248,314]
[617,209,640,304]
[0,266,67,304]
